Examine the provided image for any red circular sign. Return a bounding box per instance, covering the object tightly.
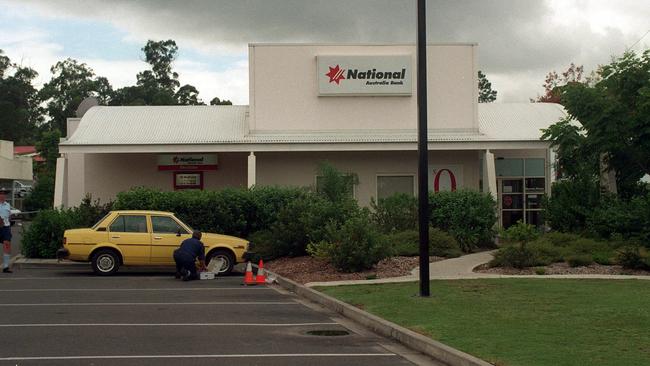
[503,196,513,208]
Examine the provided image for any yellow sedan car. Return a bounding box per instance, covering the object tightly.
[57,210,251,275]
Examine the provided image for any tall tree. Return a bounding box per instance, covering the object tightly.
[478,70,497,103]
[138,39,180,92]
[0,49,42,144]
[542,50,650,196]
[112,39,217,106]
[39,59,112,135]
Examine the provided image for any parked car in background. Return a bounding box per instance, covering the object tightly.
[58,210,251,275]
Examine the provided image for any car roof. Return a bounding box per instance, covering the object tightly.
[110,210,174,215]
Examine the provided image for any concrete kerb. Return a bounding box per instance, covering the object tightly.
[266,269,493,366]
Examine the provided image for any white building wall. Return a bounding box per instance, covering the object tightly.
[0,141,33,181]
[64,153,247,207]
[249,44,477,132]
[256,150,480,206]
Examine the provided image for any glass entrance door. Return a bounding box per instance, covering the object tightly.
[499,179,524,228]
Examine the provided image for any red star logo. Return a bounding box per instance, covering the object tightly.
[326,65,345,84]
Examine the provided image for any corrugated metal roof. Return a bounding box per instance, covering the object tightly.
[62,103,566,146]
[63,106,249,145]
[478,103,567,141]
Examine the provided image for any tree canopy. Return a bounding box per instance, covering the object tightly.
[542,49,650,196]
[39,58,113,136]
[0,50,42,145]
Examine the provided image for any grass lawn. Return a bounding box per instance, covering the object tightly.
[318,279,650,366]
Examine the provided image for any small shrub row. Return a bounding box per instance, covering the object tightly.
[490,231,650,270]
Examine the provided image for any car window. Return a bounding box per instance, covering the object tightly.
[151,216,188,234]
[109,215,147,233]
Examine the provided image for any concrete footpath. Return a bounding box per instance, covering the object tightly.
[306,250,650,287]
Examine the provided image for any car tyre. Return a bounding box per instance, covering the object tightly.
[91,249,120,276]
[207,249,235,275]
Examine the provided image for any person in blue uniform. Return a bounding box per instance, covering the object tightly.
[173,231,206,281]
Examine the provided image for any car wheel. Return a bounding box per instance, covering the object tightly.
[207,250,235,275]
[91,249,120,276]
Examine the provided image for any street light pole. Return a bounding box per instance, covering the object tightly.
[417,0,430,297]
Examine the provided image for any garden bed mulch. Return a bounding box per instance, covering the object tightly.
[266,256,443,284]
[474,262,650,276]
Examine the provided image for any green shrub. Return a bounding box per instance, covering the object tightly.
[383,228,462,258]
[308,213,390,272]
[616,246,647,269]
[429,190,497,252]
[587,195,650,243]
[528,241,564,265]
[501,220,540,247]
[490,246,538,269]
[592,252,613,265]
[539,232,582,247]
[567,254,593,267]
[534,267,546,275]
[371,194,417,233]
[22,196,112,258]
[544,177,600,232]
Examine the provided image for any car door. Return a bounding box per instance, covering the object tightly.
[150,215,191,264]
[107,214,151,264]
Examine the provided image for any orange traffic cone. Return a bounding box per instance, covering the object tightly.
[243,261,256,286]
[256,259,267,285]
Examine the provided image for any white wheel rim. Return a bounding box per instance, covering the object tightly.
[97,254,115,272]
[211,256,229,273]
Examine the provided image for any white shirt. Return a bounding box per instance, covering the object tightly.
[0,202,10,227]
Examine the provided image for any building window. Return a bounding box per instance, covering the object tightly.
[377,175,415,200]
[496,158,546,229]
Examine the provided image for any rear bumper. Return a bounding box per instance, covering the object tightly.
[56,248,70,260]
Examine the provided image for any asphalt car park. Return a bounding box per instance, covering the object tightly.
[0,266,437,365]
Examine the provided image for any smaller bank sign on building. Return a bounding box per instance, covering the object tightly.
[157,154,218,171]
[317,55,412,96]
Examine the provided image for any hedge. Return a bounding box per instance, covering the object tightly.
[23,185,498,259]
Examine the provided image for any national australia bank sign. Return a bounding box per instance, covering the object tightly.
[317,55,412,96]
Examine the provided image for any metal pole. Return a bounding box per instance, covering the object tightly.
[417,0,430,297]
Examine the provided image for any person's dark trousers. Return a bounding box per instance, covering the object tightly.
[173,249,198,280]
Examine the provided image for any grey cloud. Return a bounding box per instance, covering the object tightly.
[12,0,650,101]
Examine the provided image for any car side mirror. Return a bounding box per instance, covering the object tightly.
[176,229,181,237]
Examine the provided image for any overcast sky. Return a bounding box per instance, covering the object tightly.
[0,0,648,104]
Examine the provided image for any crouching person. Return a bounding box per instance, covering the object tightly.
[174,231,207,281]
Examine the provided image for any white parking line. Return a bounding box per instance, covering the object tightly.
[0,301,298,306]
[0,354,397,361]
[0,322,339,327]
[0,287,272,291]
